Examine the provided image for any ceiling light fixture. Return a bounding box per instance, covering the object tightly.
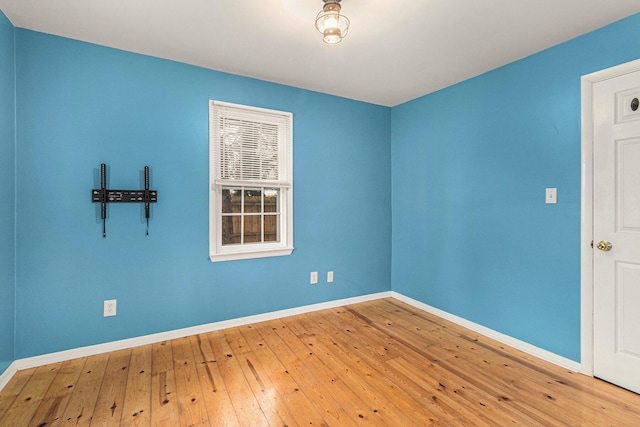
[315,0,350,44]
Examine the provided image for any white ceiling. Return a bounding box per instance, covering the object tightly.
[2,0,640,106]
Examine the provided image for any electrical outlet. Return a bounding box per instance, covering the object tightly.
[310,271,318,285]
[104,299,117,317]
[327,271,334,283]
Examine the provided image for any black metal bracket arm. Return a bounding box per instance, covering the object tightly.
[91,163,157,237]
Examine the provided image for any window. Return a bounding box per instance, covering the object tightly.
[209,100,293,262]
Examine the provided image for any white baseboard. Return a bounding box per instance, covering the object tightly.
[0,361,18,392]
[11,291,393,373]
[391,292,582,372]
[1,290,582,393]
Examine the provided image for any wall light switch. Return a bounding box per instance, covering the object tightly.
[327,271,334,283]
[310,272,318,285]
[546,188,557,204]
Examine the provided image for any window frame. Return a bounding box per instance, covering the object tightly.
[209,100,294,262]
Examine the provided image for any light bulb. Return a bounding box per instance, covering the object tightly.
[315,0,349,44]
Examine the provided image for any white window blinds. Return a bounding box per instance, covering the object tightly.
[211,101,292,187]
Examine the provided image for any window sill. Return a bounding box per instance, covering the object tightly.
[209,247,294,263]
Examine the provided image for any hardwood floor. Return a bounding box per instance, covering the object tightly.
[1,297,640,426]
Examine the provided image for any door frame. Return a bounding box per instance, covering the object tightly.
[580,58,640,377]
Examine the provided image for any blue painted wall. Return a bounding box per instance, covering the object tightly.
[0,11,15,375]
[5,7,640,367]
[13,30,391,358]
[391,13,640,362]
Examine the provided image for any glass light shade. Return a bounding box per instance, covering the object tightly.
[315,5,350,44]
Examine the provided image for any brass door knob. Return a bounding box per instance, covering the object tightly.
[597,240,613,252]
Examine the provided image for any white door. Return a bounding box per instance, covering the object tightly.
[593,70,640,394]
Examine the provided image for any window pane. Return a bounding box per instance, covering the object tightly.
[264,214,280,242]
[264,188,279,213]
[244,188,262,214]
[222,216,241,245]
[222,188,241,213]
[244,215,262,243]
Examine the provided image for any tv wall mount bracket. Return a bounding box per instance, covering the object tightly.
[91,163,157,237]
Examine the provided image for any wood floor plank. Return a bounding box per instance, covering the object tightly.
[205,330,270,426]
[256,318,363,427]
[356,298,640,425]
[188,334,240,426]
[149,341,179,427]
[2,297,640,426]
[275,315,380,422]
[238,323,328,427]
[120,344,152,427]
[53,352,110,427]
[279,313,422,426]
[382,339,552,426]
[0,368,34,418]
[304,307,491,426]
[284,313,435,426]
[0,362,62,427]
[90,349,132,427]
[380,298,640,417]
[342,302,566,425]
[342,307,542,421]
[222,327,251,356]
[29,357,87,427]
[171,336,210,426]
[222,327,297,427]
[300,309,440,426]
[336,303,574,425]
[385,354,506,426]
